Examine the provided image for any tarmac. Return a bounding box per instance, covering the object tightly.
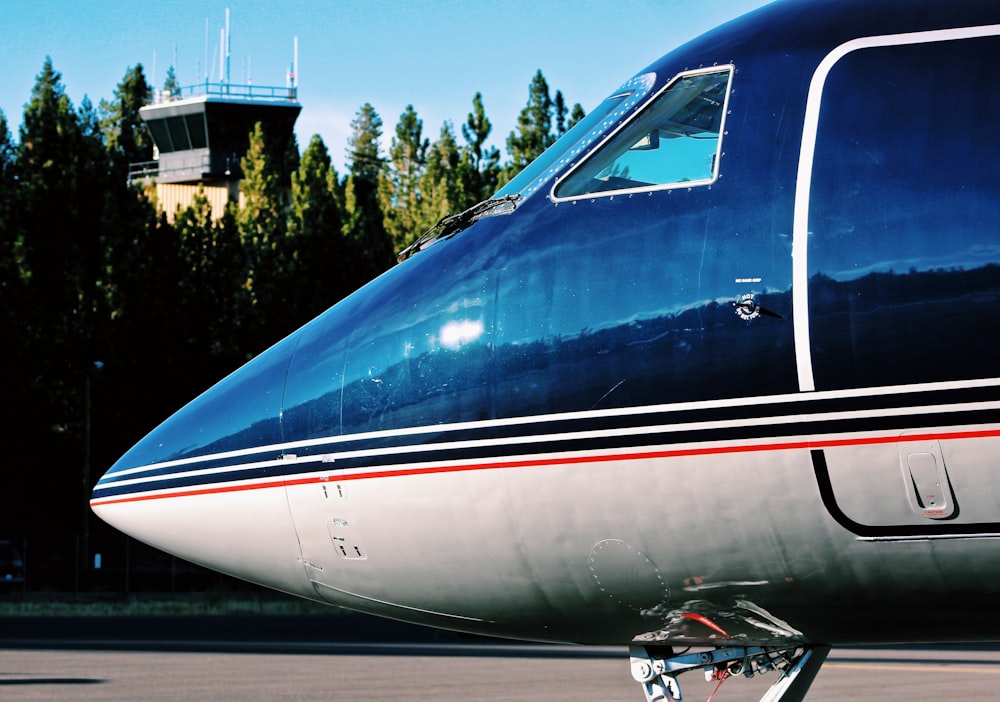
[2,615,1000,700]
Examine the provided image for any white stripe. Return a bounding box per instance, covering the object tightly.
[98,457,290,490]
[103,376,1000,480]
[101,398,1000,489]
[792,24,1000,392]
[96,411,1000,502]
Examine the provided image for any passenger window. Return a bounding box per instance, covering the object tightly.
[553,67,732,199]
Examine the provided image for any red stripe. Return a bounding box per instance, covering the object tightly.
[90,427,1000,508]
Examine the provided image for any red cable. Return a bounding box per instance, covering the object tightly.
[705,669,730,702]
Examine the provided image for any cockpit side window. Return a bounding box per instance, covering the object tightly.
[552,66,733,200]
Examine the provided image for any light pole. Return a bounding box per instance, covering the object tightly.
[81,360,104,587]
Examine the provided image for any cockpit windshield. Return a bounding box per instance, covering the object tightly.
[494,72,656,200]
[553,67,733,200]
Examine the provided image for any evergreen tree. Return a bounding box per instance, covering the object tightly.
[99,65,153,174]
[18,59,79,298]
[346,102,384,182]
[75,94,115,334]
[0,109,24,411]
[281,131,301,183]
[505,70,554,178]
[12,58,117,542]
[237,121,290,338]
[460,92,500,202]
[163,65,180,97]
[0,109,21,520]
[554,90,568,136]
[0,110,18,285]
[17,58,109,357]
[97,64,157,363]
[214,206,256,359]
[344,103,394,282]
[97,64,163,406]
[291,135,342,245]
[102,199,238,469]
[99,171,165,345]
[78,96,101,142]
[462,92,492,170]
[289,134,351,316]
[380,104,429,252]
[174,188,248,365]
[419,122,465,228]
[500,71,586,186]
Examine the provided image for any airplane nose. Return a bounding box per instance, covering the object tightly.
[89,331,313,596]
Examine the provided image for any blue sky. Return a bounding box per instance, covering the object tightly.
[0,0,767,171]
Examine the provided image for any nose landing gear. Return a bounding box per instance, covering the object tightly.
[629,643,829,701]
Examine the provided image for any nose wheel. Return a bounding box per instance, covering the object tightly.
[629,643,829,701]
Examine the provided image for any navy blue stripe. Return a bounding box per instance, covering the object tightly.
[92,400,1000,500]
[93,464,280,499]
[97,386,1000,487]
[98,448,284,485]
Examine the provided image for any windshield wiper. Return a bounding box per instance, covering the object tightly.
[397,194,520,262]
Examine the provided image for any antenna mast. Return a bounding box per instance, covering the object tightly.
[288,36,298,90]
[225,8,231,85]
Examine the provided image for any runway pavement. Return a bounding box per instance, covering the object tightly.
[2,616,1000,700]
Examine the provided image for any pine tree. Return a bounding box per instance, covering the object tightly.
[420,122,465,228]
[0,109,24,384]
[289,134,351,316]
[237,121,290,337]
[99,172,166,341]
[17,58,109,352]
[13,59,117,536]
[554,90,568,137]
[505,70,554,178]
[380,104,430,252]
[163,65,180,98]
[75,94,115,333]
[291,135,342,246]
[346,102,384,183]
[344,103,394,283]
[103,201,214,433]
[172,187,248,365]
[460,92,500,202]
[0,109,24,519]
[500,71,586,186]
[99,65,154,175]
[0,110,18,284]
[214,206,255,358]
[97,64,158,355]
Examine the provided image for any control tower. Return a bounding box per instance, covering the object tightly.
[130,81,300,220]
[129,17,301,221]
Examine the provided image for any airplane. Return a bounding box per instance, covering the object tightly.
[91,0,1000,699]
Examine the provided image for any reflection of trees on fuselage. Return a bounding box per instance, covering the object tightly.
[294,264,1000,438]
[809,264,1000,390]
[280,295,796,439]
